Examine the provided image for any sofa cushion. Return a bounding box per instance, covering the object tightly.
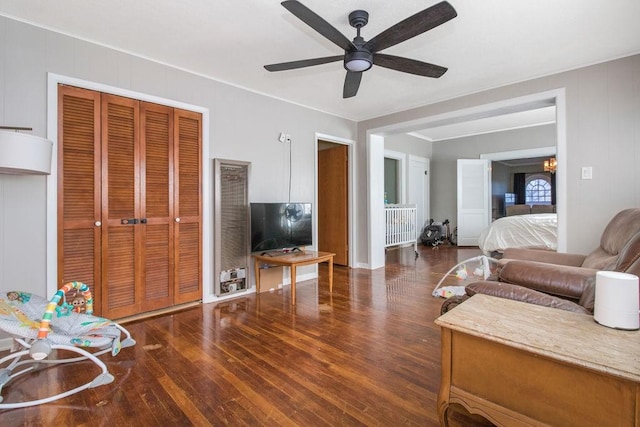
[498,260,598,301]
[466,282,591,314]
[501,247,585,267]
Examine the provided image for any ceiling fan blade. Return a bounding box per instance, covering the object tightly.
[364,1,457,53]
[343,71,362,98]
[373,54,447,78]
[264,55,343,72]
[282,0,355,51]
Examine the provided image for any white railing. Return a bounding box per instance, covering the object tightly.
[385,204,418,256]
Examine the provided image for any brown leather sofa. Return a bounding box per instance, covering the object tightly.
[442,208,640,314]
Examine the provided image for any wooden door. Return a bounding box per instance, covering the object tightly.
[101,93,141,318]
[58,85,103,305]
[456,159,490,247]
[318,144,348,266]
[140,102,175,312]
[173,109,202,303]
[58,86,202,318]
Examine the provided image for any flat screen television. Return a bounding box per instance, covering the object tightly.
[250,202,312,253]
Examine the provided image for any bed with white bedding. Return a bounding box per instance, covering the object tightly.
[478,213,557,255]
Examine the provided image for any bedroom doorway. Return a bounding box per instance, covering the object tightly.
[481,146,556,221]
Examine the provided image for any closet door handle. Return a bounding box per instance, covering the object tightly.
[175,217,181,223]
[94,221,102,227]
[121,218,139,225]
[140,218,147,224]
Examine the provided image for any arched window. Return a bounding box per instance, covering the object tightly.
[525,176,552,205]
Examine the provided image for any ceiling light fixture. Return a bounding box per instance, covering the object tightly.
[344,50,372,72]
[543,157,557,174]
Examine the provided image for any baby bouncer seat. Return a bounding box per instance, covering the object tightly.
[0,281,136,409]
[432,255,499,298]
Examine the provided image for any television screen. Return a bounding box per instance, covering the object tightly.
[250,203,312,253]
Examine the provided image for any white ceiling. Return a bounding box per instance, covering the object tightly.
[1,0,639,124]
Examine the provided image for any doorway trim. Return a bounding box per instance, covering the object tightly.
[367,88,567,269]
[45,73,215,302]
[480,146,556,162]
[480,145,556,229]
[408,154,430,235]
[315,133,356,268]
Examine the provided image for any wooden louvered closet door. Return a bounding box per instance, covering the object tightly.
[101,94,141,318]
[174,109,202,304]
[140,102,175,313]
[58,85,202,319]
[58,86,103,306]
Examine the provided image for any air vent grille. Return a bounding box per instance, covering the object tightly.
[214,159,250,296]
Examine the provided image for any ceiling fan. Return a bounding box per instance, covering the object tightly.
[264,0,457,98]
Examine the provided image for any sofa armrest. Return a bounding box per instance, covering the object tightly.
[498,260,597,311]
[615,231,640,276]
[440,295,470,314]
[502,247,586,267]
[466,282,591,314]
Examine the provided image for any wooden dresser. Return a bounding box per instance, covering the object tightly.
[435,294,640,426]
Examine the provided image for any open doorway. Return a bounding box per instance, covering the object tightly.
[317,137,354,266]
[384,157,401,204]
[366,89,567,269]
[481,147,556,221]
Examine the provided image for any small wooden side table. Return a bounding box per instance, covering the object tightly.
[435,294,640,426]
[253,250,335,305]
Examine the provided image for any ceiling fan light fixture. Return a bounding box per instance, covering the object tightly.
[266,1,457,97]
[344,51,372,72]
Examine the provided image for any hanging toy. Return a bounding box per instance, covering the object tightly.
[71,296,87,313]
[455,264,468,280]
[432,255,500,298]
[55,301,74,317]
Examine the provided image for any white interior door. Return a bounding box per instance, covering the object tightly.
[457,159,490,246]
[408,155,430,236]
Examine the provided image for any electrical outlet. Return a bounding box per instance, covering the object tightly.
[581,166,593,180]
[278,132,286,143]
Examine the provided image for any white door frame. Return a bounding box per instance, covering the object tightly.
[367,88,567,269]
[315,133,357,268]
[408,154,430,235]
[480,145,556,223]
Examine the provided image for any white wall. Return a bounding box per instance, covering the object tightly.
[0,17,356,296]
[359,54,640,256]
[384,133,432,159]
[383,133,432,205]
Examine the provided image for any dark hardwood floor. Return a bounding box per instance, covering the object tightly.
[0,245,494,426]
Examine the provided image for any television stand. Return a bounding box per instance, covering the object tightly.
[253,250,335,305]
